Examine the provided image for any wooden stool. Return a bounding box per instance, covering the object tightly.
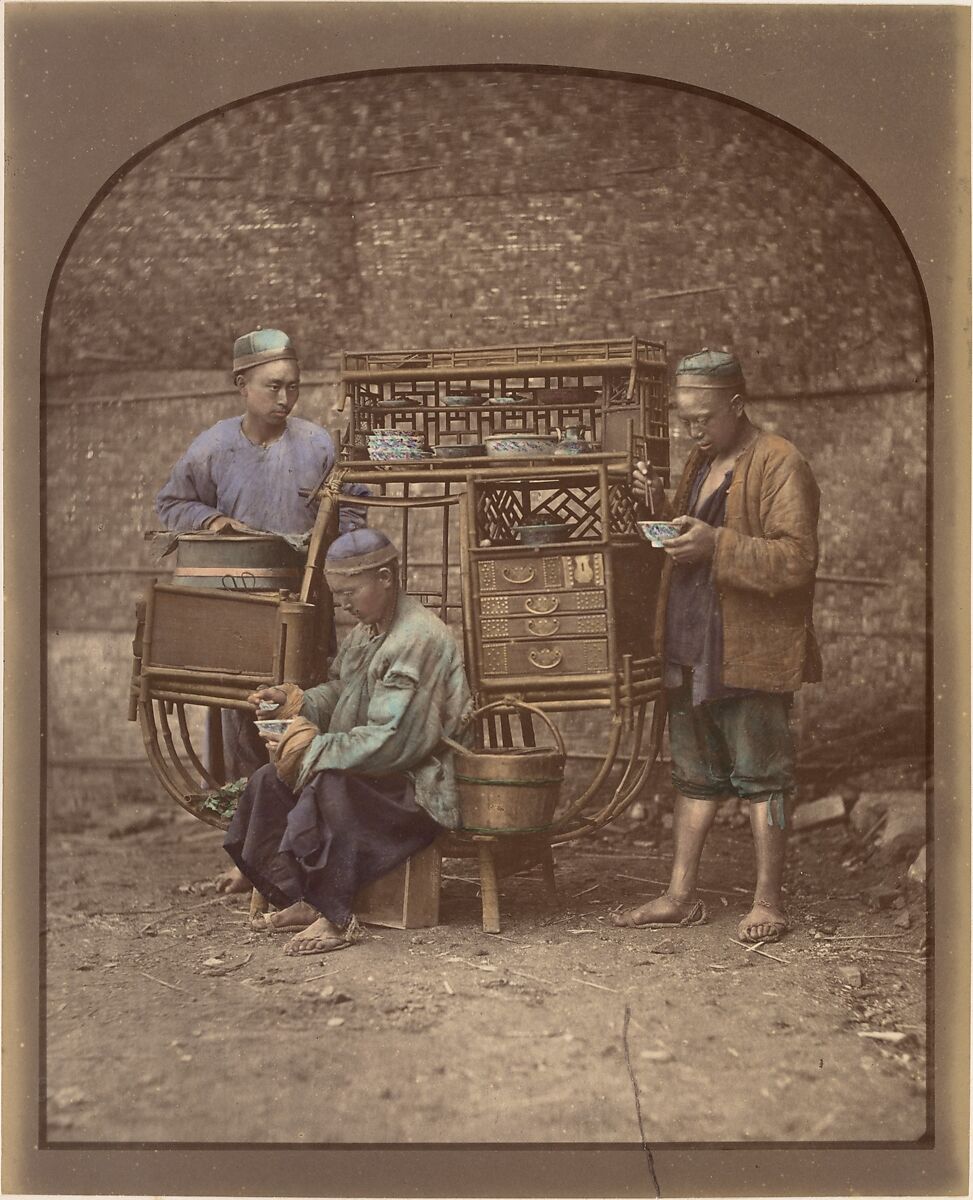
[249,837,557,935]
[440,833,559,934]
[249,841,442,931]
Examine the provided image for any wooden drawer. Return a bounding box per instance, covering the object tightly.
[480,589,606,617]
[477,552,605,594]
[481,639,609,677]
[481,612,608,641]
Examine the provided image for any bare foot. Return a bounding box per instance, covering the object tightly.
[738,900,788,943]
[283,916,352,956]
[611,893,705,928]
[215,866,250,895]
[254,900,319,932]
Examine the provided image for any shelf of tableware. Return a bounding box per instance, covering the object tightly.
[315,452,665,713]
[339,335,669,461]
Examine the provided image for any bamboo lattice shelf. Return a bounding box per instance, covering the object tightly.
[340,335,669,465]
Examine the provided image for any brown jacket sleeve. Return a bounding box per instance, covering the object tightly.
[712,443,819,595]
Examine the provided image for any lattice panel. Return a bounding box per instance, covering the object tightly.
[526,486,603,541]
[608,483,639,534]
[605,380,632,407]
[476,488,527,544]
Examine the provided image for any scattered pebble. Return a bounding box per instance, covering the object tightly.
[327,1017,345,1028]
[838,966,863,988]
[639,1049,674,1063]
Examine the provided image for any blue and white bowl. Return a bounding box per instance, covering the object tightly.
[483,433,559,458]
[637,520,682,548]
[367,431,428,461]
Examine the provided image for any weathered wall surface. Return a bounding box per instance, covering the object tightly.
[44,68,927,805]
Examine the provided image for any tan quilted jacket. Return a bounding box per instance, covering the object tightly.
[654,431,823,693]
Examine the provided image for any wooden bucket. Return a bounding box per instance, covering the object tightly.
[443,700,565,833]
[172,533,304,592]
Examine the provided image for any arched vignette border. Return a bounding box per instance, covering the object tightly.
[38,61,935,1152]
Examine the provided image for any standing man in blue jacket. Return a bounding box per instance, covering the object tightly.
[156,328,368,800]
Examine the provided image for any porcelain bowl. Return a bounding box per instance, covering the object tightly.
[254,718,296,738]
[431,443,487,458]
[637,520,683,547]
[366,431,428,461]
[483,433,559,458]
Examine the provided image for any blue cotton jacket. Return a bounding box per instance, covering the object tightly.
[155,415,368,535]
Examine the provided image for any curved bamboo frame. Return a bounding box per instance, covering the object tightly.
[138,696,231,831]
[136,456,666,856]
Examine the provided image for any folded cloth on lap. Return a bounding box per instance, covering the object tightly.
[274,716,318,789]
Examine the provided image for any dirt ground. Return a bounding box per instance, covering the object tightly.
[44,776,928,1147]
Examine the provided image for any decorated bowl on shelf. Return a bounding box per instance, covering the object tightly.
[366,431,429,461]
[376,395,419,408]
[443,394,482,407]
[483,433,559,458]
[487,393,530,405]
[431,443,487,459]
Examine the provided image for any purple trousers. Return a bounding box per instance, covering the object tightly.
[224,764,439,927]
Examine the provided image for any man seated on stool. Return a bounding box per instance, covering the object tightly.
[221,529,473,956]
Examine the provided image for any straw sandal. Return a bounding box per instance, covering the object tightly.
[737,900,789,944]
[283,933,354,957]
[612,897,707,929]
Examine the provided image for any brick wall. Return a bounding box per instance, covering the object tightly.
[44,68,927,801]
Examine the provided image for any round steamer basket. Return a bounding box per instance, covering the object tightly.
[442,700,566,834]
[171,533,305,592]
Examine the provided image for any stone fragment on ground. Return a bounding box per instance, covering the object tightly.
[849,791,926,861]
[864,885,900,911]
[907,845,928,883]
[838,966,863,988]
[792,793,847,830]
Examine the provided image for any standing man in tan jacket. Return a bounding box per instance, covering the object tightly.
[614,349,821,942]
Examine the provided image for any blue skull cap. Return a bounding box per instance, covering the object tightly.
[324,529,399,576]
[674,348,744,389]
[232,328,298,373]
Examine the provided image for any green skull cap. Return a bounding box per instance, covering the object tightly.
[674,348,744,389]
[232,328,298,373]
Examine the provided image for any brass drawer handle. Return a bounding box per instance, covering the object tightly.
[528,648,563,670]
[524,595,558,615]
[526,617,559,637]
[500,565,536,585]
